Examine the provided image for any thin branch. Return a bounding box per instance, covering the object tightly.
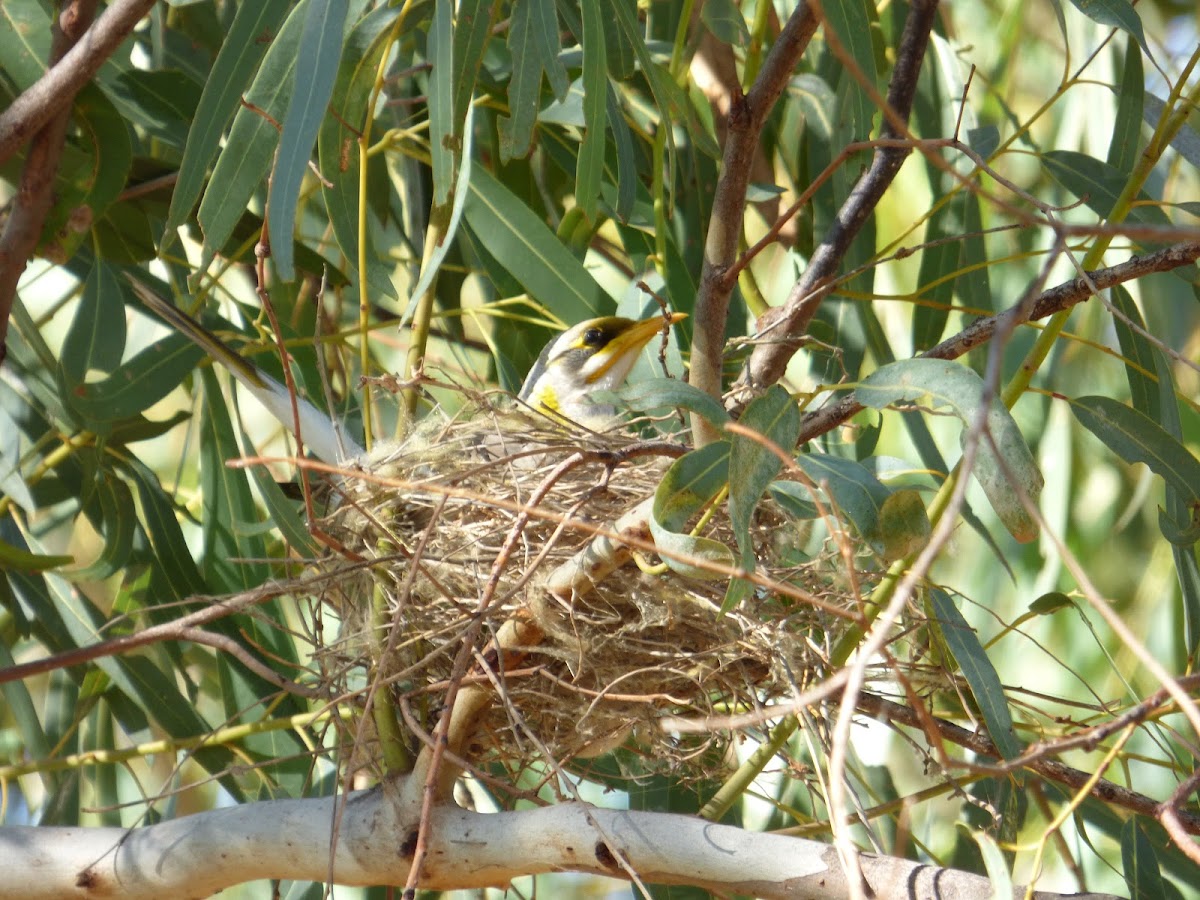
[859,692,1200,836]
[0,0,104,365]
[792,241,1200,446]
[0,0,155,165]
[729,0,939,406]
[689,3,818,446]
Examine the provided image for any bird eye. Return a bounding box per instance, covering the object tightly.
[582,327,604,346]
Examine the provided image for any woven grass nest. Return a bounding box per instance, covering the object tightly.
[309,401,866,781]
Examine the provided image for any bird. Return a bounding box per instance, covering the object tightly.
[518,312,687,430]
[128,273,686,453]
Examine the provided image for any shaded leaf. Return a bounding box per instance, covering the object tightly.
[930,589,1022,760]
[1071,395,1200,512]
[1066,0,1148,53]
[317,4,403,303]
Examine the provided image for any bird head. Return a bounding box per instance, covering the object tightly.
[518,312,687,429]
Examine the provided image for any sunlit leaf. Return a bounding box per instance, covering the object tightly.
[857,360,1044,542]
[650,441,734,580]
[167,0,292,234]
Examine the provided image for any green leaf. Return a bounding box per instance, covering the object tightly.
[1142,93,1200,172]
[198,370,269,593]
[0,538,74,573]
[59,261,127,385]
[1110,285,1159,421]
[791,453,890,550]
[1066,0,1148,54]
[616,377,730,427]
[822,0,878,141]
[196,7,303,265]
[1106,38,1143,174]
[122,459,209,601]
[316,4,403,303]
[428,0,454,208]
[1028,591,1072,615]
[0,0,52,91]
[1071,395,1200,511]
[929,589,1023,760]
[605,86,636,222]
[576,0,607,222]
[166,0,293,234]
[499,0,567,161]
[246,463,319,556]
[875,489,931,562]
[650,441,734,580]
[106,68,203,151]
[70,477,135,581]
[451,0,496,130]
[701,0,750,45]
[268,0,348,281]
[723,387,799,611]
[1121,819,1167,900]
[728,387,800,564]
[68,334,205,427]
[463,166,608,319]
[1043,150,1171,228]
[857,360,1044,542]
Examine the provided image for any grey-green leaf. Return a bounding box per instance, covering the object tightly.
[857,359,1044,542]
[1071,395,1200,511]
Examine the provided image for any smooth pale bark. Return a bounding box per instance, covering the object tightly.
[0,791,1118,899]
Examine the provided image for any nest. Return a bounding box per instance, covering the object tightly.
[309,403,866,782]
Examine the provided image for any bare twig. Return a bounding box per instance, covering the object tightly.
[791,241,1200,446]
[858,692,1200,836]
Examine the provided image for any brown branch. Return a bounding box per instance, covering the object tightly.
[0,0,155,367]
[0,571,347,689]
[0,0,99,365]
[0,0,156,165]
[858,692,1200,836]
[791,241,1200,446]
[729,0,939,407]
[689,3,818,446]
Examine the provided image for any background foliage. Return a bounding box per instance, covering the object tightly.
[2,0,1200,897]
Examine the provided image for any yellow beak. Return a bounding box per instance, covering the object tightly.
[584,311,688,385]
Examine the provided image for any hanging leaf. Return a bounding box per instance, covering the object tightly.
[857,359,1044,542]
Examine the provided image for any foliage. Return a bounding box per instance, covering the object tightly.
[1,0,1199,897]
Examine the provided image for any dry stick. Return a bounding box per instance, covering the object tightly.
[730,0,939,408]
[792,240,1200,446]
[856,692,1200,836]
[689,2,819,447]
[1159,767,1200,864]
[0,0,104,365]
[0,572,345,689]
